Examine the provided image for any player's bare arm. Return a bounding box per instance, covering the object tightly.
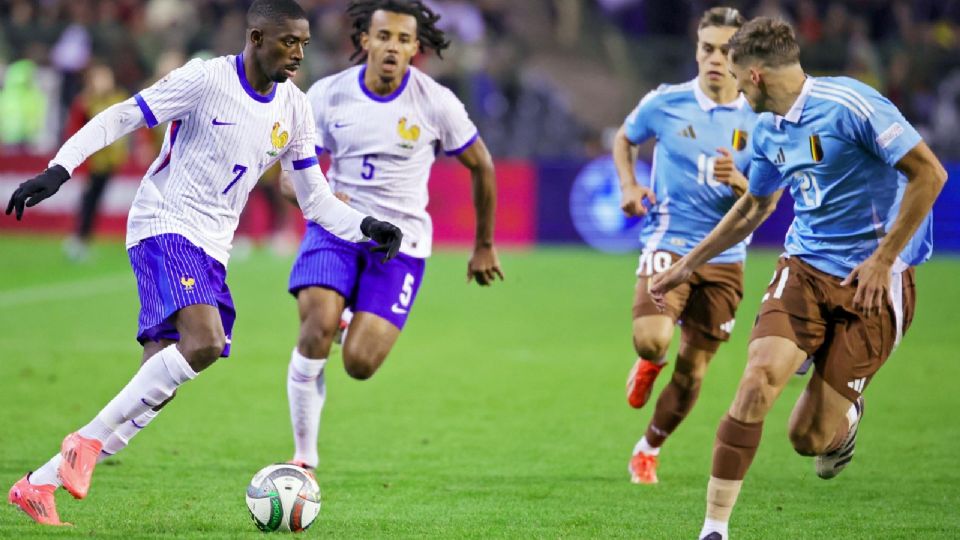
[841,140,947,315]
[650,190,780,305]
[613,124,656,217]
[456,136,504,286]
[713,148,748,197]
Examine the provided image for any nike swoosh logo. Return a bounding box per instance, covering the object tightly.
[333,122,350,129]
[212,118,236,126]
[390,303,408,315]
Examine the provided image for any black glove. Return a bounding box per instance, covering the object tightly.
[360,216,403,263]
[6,164,71,221]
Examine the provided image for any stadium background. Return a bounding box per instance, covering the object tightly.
[0,0,958,251]
[0,1,959,538]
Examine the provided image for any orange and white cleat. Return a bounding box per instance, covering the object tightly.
[628,452,659,484]
[8,474,70,526]
[57,432,102,500]
[626,359,666,409]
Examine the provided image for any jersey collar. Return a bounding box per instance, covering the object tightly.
[358,65,411,103]
[775,76,815,129]
[236,53,277,104]
[692,79,748,111]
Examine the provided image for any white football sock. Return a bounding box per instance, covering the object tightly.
[699,517,729,539]
[28,455,62,487]
[645,355,668,366]
[633,436,661,456]
[77,344,196,444]
[288,347,326,468]
[99,408,161,461]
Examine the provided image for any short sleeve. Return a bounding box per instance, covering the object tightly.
[844,86,922,167]
[623,89,661,144]
[133,58,207,128]
[280,96,321,173]
[434,86,478,156]
[305,78,330,156]
[747,131,785,197]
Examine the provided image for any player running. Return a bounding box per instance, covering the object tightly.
[649,18,947,540]
[613,6,756,485]
[281,0,502,473]
[6,0,402,526]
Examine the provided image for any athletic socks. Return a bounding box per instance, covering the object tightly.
[78,344,196,444]
[699,516,730,539]
[28,455,62,487]
[288,348,327,469]
[633,436,661,456]
[100,409,161,460]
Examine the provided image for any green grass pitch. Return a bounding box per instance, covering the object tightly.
[1,235,958,538]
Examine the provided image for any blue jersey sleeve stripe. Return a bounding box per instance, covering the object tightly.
[292,156,319,170]
[444,132,479,156]
[134,93,159,128]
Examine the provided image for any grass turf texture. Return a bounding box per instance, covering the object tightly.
[0,235,958,539]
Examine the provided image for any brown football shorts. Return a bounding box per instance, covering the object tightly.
[750,256,916,401]
[633,250,744,352]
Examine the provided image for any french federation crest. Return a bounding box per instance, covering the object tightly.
[268,122,289,157]
[397,117,420,149]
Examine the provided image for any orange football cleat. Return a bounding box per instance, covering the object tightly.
[8,475,70,526]
[626,359,666,409]
[57,432,102,500]
[629,452,659,485]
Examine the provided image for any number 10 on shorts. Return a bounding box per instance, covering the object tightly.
[638,251,672,276]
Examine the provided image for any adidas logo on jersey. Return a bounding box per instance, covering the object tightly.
[774,147,786,165]
[678,125,697,139]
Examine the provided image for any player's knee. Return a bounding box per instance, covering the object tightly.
[298,319,338,359]
[180,332,225,372]
[342,345,386,381]
[734,364,778,417]
[633,329,671,359]
[788,426,831,456]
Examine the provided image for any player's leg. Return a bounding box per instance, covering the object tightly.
[286,223,360,469]
[626,268,689,409]
[700,257,823,539]
[699,336,807,539]
[54,235,225,500]
[631,342,712,484]
[288,286,346,468]
[341,250,426,380]
[788,370,862,479]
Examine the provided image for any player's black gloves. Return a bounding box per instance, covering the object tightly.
[5,164,71,221]
[360,216,403,263]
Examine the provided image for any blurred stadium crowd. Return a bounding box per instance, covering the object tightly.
[1,0,960,160]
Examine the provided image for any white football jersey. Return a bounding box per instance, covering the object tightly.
[307,65,478,258]
[127,54,360,265]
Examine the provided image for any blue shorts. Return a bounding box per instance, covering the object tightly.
[288,223,426,329]
[128,234,236,357]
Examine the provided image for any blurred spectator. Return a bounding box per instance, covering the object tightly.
[0,59,46,149]
[62,62,129,261]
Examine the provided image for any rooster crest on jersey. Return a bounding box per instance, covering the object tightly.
[397,117,420,149]
[180,275,196,291]
[268,121,289,156]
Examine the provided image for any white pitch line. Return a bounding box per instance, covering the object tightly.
[0,273,133,309]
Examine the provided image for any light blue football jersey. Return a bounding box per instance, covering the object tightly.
[623,79,759,263]
[748,76,933,278]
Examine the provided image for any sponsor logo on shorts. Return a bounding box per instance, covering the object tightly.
[390,303,409,315]
[847,377,866,393]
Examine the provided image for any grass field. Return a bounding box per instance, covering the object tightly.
[0,235,958,539]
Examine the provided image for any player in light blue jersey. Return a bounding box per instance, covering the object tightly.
[650,18,947,540]
[612,7,757,485]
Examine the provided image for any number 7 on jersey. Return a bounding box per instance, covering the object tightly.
[222,164,248,195]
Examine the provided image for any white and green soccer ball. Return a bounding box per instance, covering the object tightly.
[245,464,321,532]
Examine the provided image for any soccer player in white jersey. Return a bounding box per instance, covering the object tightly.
[281,0,502,473]
[5,0,402,526]
[614,6,756,485]
[650,18,947,539]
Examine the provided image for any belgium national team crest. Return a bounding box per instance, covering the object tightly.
[732,129,748,151]
[809,135,823,162]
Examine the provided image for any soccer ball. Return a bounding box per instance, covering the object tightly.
[245,464,321,532]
